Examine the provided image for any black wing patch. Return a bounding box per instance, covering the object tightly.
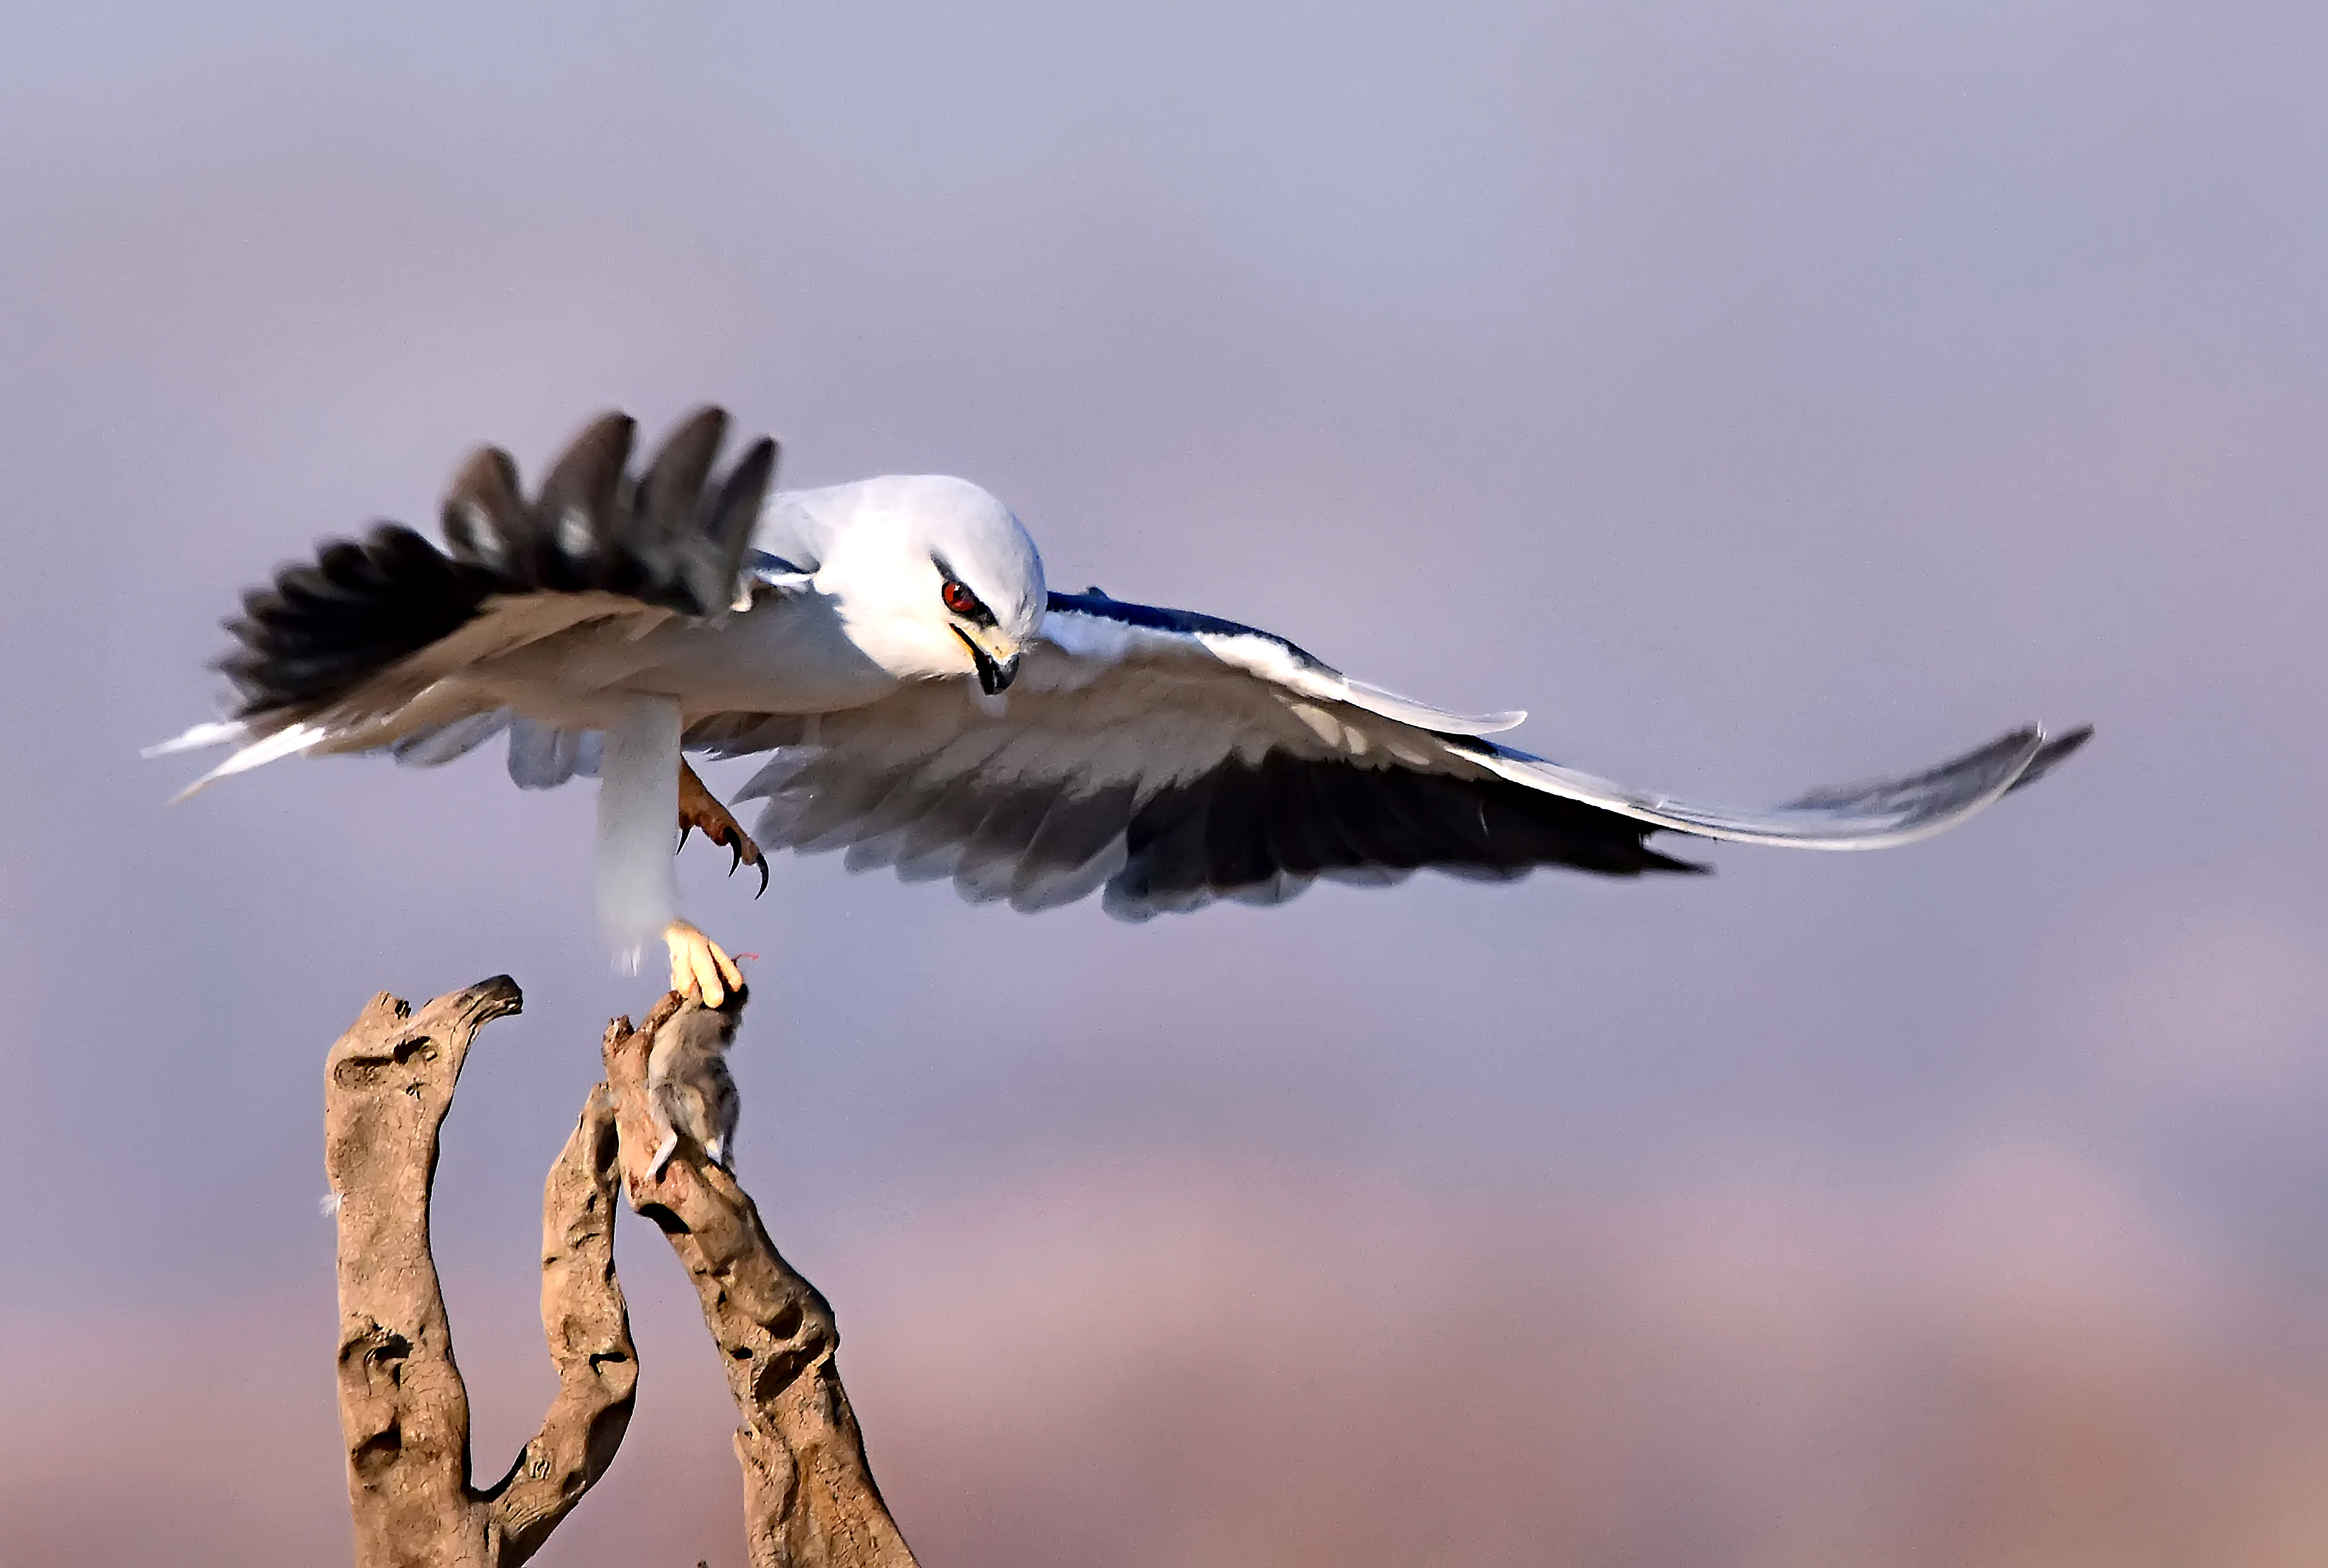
[1101,749,1704,918]
[218,526,500,718]
[218,407,777,717]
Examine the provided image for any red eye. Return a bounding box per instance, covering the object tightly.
[941,579,982,617]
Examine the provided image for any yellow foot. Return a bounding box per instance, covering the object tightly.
[678,761,769,896]
[664,920,744,1008]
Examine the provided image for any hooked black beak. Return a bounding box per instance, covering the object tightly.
[975,648,1019,695]
[953,626,1020,695]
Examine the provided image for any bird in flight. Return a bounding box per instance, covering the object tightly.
[155,408,2089,1006]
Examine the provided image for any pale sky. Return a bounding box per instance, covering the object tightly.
[4,3,2325,1562]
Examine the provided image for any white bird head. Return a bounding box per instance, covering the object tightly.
[776,475,1047,693]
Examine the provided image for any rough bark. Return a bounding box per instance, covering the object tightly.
[603,992,918,1568]
[324,978,638,1568]
[486,1080,638,1559]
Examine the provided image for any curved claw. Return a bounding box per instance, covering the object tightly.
[678,759,769,893]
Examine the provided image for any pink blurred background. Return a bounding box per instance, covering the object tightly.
[4,3,2325,1563]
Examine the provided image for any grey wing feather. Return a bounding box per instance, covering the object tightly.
[717,594,2087,919]
[507,719,602,789]
[1455,725,2066,851]
[388,708,512,768]
[2004,724,2095,795]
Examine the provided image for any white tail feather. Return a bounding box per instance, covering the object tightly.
[141,719,248,758]
[167,721,330,802]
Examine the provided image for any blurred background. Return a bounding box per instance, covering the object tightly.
[3,3,2325,1563]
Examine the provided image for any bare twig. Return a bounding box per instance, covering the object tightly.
[603,992,917,1568]
[324,978,638,1568]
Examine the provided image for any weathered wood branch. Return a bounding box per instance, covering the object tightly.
[482,1080,637,1559]
[603,992,917,1568]
[324,978,637,1568]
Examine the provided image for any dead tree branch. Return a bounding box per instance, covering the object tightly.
[324,978,637,1568]
[487,1079,637,1557]
[603,992,917,1568]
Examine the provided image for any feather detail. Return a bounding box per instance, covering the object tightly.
[167,721,331,802]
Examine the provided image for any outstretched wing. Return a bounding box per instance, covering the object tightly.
[151,407,786,792]
[700,591,2089,920]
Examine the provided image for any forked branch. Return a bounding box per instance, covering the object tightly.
[603,992,917,1568]
[323,978,912,1567]
[324,978,637,1568]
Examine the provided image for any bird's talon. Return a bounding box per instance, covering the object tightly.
[678,760,768,892]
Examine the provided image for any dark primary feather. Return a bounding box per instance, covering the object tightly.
[219,524,499,714]
[1100,751,1702,919]
[2005,725,2094,794]
[218,406,777,717]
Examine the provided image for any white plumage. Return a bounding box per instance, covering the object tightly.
[153,407,2090,989]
